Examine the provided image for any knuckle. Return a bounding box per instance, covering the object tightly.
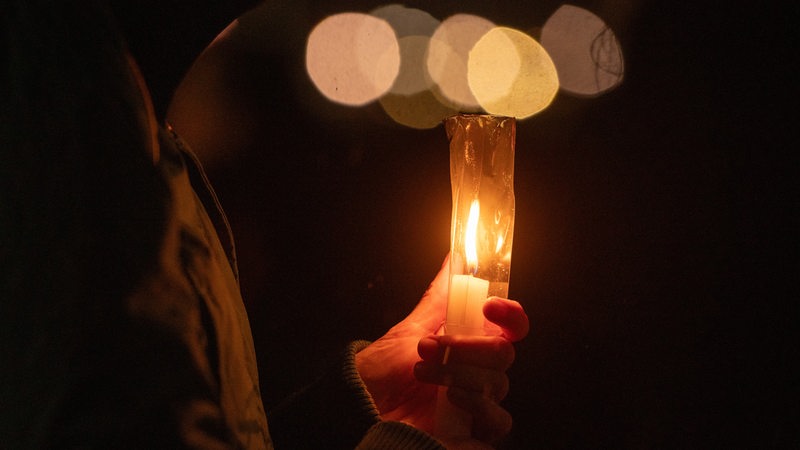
[496,374,510,401]
[474,401,513,443]
[490,338,515,368]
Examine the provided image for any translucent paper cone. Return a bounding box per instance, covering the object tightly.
[436,114,516,440]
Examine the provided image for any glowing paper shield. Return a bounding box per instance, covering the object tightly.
[435,113,516,440]
[445,114,516,336]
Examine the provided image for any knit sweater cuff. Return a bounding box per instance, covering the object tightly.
[346,342,445,450]
[342,340,382,421]
[357,421,446,450]
[267,340,445,449]
[266,341,380,449]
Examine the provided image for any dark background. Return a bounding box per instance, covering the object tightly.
[119,0,794,448]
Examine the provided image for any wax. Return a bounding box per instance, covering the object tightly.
[446,274,490,336]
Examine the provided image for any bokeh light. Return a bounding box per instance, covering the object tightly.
[426,14,496,111]
[370,5,452,129]
[378,33,457,129]
[304,4,620,126]
[370,4,440,47]
[468,27,559,119]
[379,88,458,129]
[389,35,433,96]
[369,3,439,97]
[305,13,400,106]
[541,4,624,97]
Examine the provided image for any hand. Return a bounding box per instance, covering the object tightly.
[355,255,529,448]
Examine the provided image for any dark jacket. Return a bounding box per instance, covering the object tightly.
[1,2,443,448]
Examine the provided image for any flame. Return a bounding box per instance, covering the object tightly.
[465,199,480,271]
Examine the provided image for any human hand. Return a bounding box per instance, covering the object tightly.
[355,255,529,448]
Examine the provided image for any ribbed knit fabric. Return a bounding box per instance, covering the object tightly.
[356,422,446,450]
[341,340,383,423]
[268,341,445,449]
[267,341,378,449]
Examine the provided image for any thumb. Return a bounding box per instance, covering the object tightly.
[400,254,450,334]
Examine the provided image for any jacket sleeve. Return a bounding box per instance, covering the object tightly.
[267,341,445,450]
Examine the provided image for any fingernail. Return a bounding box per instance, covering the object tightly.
[418,336,439,357]
[441,345,452,365]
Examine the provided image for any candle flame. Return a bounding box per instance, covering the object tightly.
[465,199,480,272]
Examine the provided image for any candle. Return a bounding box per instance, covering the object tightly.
[446,273,490,336]
[436,114,516,439]
[446,199,490,336]
[437,224,489,436]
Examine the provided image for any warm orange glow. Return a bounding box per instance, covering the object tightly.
[495,234,505,254]
[465,199,480,270]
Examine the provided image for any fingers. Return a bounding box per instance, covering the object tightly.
[483,297,529,342]
[415,335,514,402]
[414,361,510,402]
[395,254,531,342]
[418,335,515,371]
[447,386,513,444]
[413,305,522,446]
[415,348,514,446]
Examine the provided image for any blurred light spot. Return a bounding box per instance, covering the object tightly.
[427,14,496,111]
[390,35,434,95]
[371,4,440,39]
[540,4,624,97]
[469,28,520,105]
[380,89,457,129]
[370,4,439,95]
[371,5,454,128]
[468,27,559,119]
[306,13,400,106]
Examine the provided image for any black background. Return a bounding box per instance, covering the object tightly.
[119,1,795,447]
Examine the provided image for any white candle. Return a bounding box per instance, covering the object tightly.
[446,273,490,336]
